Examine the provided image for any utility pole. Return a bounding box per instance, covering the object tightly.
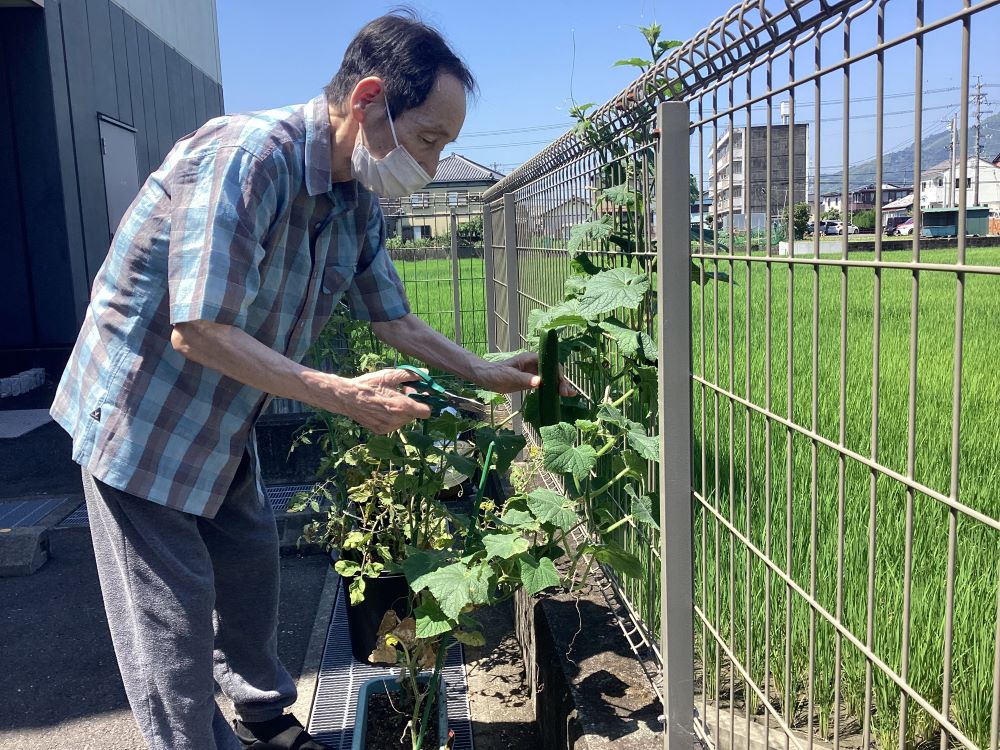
[947,116,957,208]
[972,76,990,207]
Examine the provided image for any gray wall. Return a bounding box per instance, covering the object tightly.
[0,9,78,361]
[0,0,224,372]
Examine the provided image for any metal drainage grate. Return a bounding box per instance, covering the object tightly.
[263,483,314,513]
[59,503,90,527]
[57,484,316,528]
[0,498,67,529]
[308,579,474,750]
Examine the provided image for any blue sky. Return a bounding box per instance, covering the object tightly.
[217,0,750,172]
[217,1,1000,180]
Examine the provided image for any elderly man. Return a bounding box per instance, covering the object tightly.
[51,11,565,750]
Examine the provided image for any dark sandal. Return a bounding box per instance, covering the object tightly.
[234,714,330,750]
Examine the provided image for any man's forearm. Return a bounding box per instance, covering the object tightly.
[371,314,486,381]
[170,320,348,410]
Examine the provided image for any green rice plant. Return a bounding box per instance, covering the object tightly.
[691,247,1000,748]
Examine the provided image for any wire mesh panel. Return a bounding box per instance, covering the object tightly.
[484,0,1000,748]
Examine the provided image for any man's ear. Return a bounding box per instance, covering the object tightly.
[350,77,384,123]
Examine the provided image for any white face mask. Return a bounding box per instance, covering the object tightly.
[351,101,432,198]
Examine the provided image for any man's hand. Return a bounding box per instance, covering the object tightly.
[335,368,432,434]
[474,352,576,397]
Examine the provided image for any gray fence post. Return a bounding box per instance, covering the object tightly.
[655,100,696,749]
[449,208,462,346]
[482,202,497,354]
[502,191,523,432]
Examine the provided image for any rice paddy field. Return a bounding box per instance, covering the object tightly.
[690,246,1000,748]
[389,248,489,356]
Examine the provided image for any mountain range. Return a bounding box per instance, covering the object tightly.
[817,111,1000,194]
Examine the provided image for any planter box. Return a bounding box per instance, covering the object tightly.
[352,675,448,750]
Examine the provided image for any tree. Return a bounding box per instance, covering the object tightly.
[690,174,699,204]
[456,216,483,243]
[783,202,811,240]
[852,209,876,230]
[821,208,841,221]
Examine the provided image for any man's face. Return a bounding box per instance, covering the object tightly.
[359,73,466,179]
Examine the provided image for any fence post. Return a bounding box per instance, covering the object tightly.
[482,202,497,354]
[449,208,462,346]
[502,191,523,432]
[655,100,696,749]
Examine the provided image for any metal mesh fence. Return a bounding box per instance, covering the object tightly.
[483,1,1000,747]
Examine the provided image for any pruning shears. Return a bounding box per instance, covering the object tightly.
[395,364,488,419]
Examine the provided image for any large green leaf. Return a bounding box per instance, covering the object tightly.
[517,554,562,596]
[474,428,525,474]
[626,429,660,462]
[599,318,657,362]
[568,217,612,254]
[599,183,638,208]
[399,430,436,454]
[625,485,659,530]
[579,268,650,318]
[530,300,589,334]
[525,488,580,532]
[412,561,492,620]
[365,435,403,461]
[482,532,530,561]
[446,452,480,478]
[499,507,537,528]
[596,403,629,429]
[611,449,647,481]
[540,423,597,482]
[401,548,449,585]
[414,598,453,638]
[590,543,644,579]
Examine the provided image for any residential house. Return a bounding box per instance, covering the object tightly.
[881,194,914,222]
[2,0,223,375]
[846,183,913,213]
[819,191,843,215]
[919,157,1000,213]
[709,123,809,231]
[383,154,503,241]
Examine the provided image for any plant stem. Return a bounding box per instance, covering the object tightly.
[589,468,631,499]
[610,387,636,410]
[415,637,450,750]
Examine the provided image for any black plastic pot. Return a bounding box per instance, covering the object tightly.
[341,572,411,663]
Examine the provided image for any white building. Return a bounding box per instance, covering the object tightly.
[919,157,1000,213]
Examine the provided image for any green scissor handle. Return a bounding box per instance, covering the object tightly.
[395,364,449,413]
[395,364,488,418]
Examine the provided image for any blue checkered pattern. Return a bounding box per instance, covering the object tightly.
[51,95,410,518]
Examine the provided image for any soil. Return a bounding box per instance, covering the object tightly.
[363,690,440,750]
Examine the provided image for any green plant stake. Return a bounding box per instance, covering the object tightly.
[537,328,562,427]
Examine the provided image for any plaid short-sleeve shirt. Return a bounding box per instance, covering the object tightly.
[51,95,410,518]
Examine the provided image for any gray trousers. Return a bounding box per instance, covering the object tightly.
[82,452,296,750]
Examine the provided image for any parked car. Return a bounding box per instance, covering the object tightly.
[805,220,833,236]
[884,216,911,235]
[894,218,915,236]
[830,222,859,235]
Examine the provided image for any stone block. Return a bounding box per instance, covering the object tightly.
[0,526,50,576]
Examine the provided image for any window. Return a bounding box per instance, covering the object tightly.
[447,190,469,207]
[936,178,943,187]
[410,192,431,208]
[954,177,972,188]
[732,161,743,175]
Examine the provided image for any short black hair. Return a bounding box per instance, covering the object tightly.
[325,8,476,115]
